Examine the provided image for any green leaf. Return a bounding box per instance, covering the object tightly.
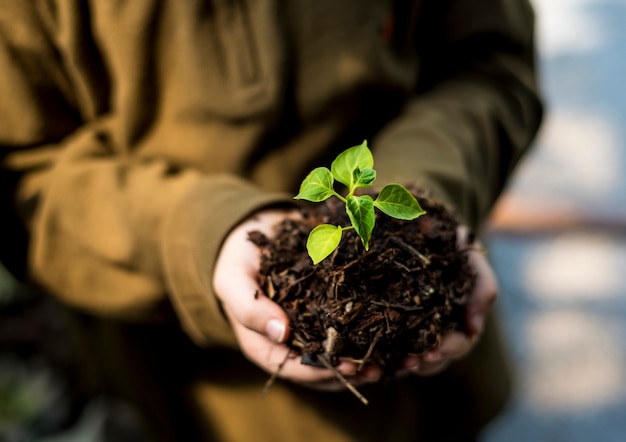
[307,224,343,264]
[346,195,375,250]
[331,140,373,189]
[294,167,334,202]
[353,167,376,188]
[374,184,425,220]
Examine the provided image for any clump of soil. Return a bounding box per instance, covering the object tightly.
[249,191,475,377]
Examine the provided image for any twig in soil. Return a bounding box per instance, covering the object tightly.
[330,249,375,276]
[317,354,369,406]
[388,235,431,266]
[261,350,292,399]
[266,275,277,299]
[371,300,422,312]
[291,273,315,287]
[357,335,380,372]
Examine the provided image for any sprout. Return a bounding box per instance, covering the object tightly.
[295,141,425,264]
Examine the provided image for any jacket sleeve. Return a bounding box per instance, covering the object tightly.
[373,0,543,231]
[0,2,287,348]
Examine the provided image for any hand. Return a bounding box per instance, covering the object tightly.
[397,225,499,377]
[213,209,382,391]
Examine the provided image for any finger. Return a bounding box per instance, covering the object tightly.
[216,260,289,343]
[299,363,384,392]
[416,332,477,376]
[395,354,422,377]
[465,249,498,336]
[425,332,475,361]
[278,355,380,386]
[226,314,363,386]
[457,226,498,336]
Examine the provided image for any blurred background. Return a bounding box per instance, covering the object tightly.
[2,0,626,441]
[482,0,626,441]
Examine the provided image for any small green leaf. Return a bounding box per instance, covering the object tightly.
[354,167,376,188]
[294,167,334,202]
[374,184,425,220]
[331,141,373,189]
[306,224,343,264]
[346,195,375,250]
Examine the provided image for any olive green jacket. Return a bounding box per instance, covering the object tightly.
[0,0,542,440]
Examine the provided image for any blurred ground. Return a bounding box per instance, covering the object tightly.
[2,1,626,441]
[481,1,626,441]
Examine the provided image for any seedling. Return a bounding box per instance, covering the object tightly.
[295,141,426,264]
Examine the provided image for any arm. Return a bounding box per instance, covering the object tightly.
[209,0,544,382]
[0,2,387,388]
[0,1,287,348]
[374,0,542,375]
[374,0,543,231]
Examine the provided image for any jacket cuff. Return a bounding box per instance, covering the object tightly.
[160,175,290,347]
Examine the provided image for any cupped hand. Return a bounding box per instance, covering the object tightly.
[397,225,499,377]
[215,211,497,387]
[213,209,382,391]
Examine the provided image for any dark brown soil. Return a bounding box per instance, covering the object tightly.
[249,191,475,377]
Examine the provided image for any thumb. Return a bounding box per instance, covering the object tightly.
[221,278,291,344]
[213,213,291,344]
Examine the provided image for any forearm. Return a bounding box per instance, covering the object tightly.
[4,119,289,346]
[0,1,293,347]
[373,0,543,230]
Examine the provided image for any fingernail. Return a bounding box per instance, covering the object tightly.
[266,319,286,343]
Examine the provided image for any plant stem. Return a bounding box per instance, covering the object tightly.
[332,190,347,203]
